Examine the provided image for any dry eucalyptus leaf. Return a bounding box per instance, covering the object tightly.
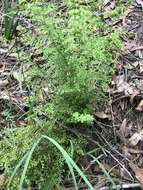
[133,61,139,68]
[114,75,134,95]
[118,82,133,95]
[23,64,30,72]
[130,89,140,103]
[139,61,143,73]
[122,146,132,158]
[129,130,143,146]
[96,175,107,189]
[129,163,143,184]
[104,1,116,13]
[9,53,18,58]
[131,45,143,51]
[0,91,10,100]
[120,166,133,181]
[0,80,9,87]
[12,71,20,81]
[94,111,111,119]
[0,48,8,54]
[128,148,143,154]
[104,0,111,5]
[119,118,127,138]
[136,100,143,111]
[16,120,27,128]
[13,71,24,82]
[136,0,143,6]
[122,41,136,54]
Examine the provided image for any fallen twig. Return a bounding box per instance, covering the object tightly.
[100,183,141,190]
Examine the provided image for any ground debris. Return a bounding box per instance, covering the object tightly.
[0,44,28,127]
[97,0,143,188]
[129,162,143,185]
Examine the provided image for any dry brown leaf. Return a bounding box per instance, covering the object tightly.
[129,130,143,146]
[131,45,143,51]
[96,175,107,189]
[122,42,143,55]
[136,100,143,111]
[120,166,133,181]
[104,0,116,13]
[0,175,5,189]
[122,146,132,158]
[16,120,27,128]
[119,122,132,139]
[119,118,127,139]
[120,82,133,95]
[122,42,136,54]
[0,48,8,54]
[139,61,143,73]
[94,111,111,119]
[122,5,134,26]
[129,163,143,184]
[12,71,20,81]
[104,0,111,5]
[116,63,123,72]
[114,75,134,95]
[0,80,9,87]
[130,89,140,103]
[23,64,30,72]
[128,148,143,154]
[125,122,133,137]
[133,61,140,68]
[136,0,143,6]
[0,91,10,100]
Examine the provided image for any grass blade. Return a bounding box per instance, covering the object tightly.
[10,135,94,190]
[18,137,42,190]
[8,151,29,189]
[42,135,94,190]
[89,154,117,188]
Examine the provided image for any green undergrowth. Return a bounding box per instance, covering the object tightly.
[0,124,85,189]
[0,0,124,189]
[21,0,121,124]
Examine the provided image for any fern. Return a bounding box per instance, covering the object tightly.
[23,0,121,125]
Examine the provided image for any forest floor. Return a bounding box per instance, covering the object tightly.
[1,0,143,189]
[92,1,143,189]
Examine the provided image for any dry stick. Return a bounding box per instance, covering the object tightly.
[61,125,109,186]
[108,161,120,174]
[100,183,141,190]
[97,132,130,162]
[77,154,105,187]
[95,131,134,180]
[62,125,134,187]
[96,133,134,181]
[105,149,134,182]
[94,119,113,135]
[108,92,117,141]
[95,120,119,128]
[111,94,143,104]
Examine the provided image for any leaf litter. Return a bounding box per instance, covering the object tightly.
[0,43,28,128]
[90,1,143,189]
[105,1,143,188]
